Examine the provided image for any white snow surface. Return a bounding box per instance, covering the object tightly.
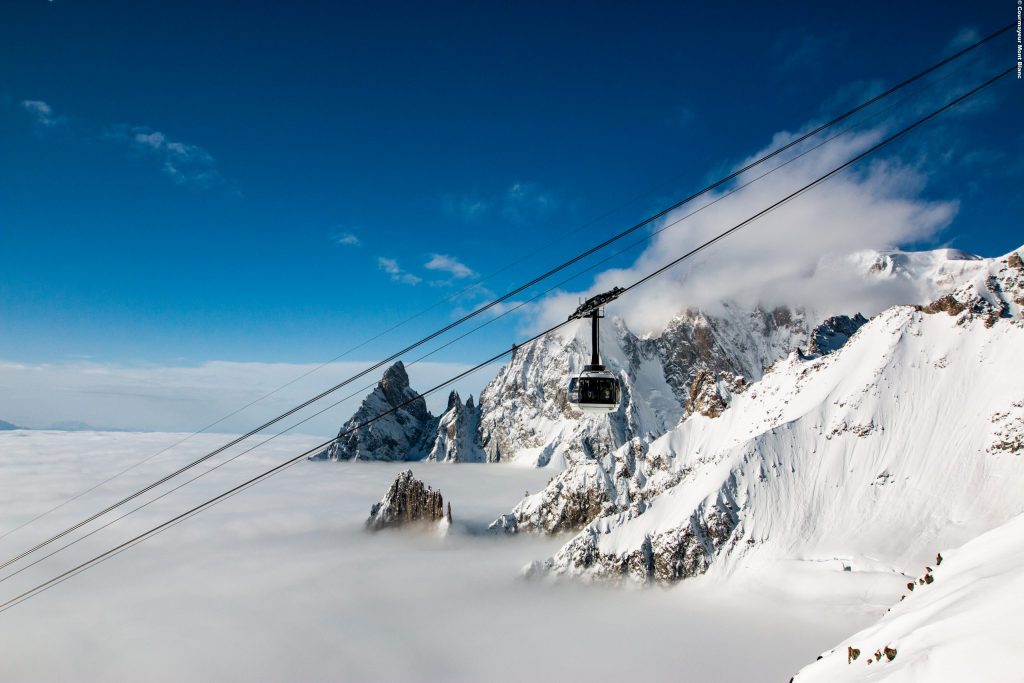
[536,247,1023,584]
[794,511,1024,682]
[602,307,1020,564]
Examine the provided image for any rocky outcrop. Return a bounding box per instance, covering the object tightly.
[528,478,739,583]
[427,391,485,462]
[918,249,1024,326]
[366,469,452,530]
[685,370,747,418]
[491,461,616,534]
[311,361,437,462]
[807,314,868,356]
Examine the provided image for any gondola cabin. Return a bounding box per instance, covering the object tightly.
[566,291,623,415]
[567,367,620,414]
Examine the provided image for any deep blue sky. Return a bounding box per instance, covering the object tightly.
[1,0,1021,367]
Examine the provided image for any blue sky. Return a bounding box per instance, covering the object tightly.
[0,1,1021,429]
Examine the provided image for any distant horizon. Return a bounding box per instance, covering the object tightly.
[3,1,1021,432]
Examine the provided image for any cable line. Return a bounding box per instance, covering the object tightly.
[0,64,1010,615]
[0,63,970,587]
[0,25,1008,575]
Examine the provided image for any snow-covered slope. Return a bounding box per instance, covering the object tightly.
[793,511,1024,682]
[529,247,1024,582]
[478,305,811,468]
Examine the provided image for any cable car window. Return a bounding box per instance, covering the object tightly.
[578,377,618,404]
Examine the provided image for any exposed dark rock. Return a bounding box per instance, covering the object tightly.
[490,461,615,535]
[922,294,967,317]
[311,361,437,462]
[685,369,747,418]
[884,646,897,661]
[847,646,861,663]
[808,313,868,356]
[366,470,451,531]
[1008,251,1023,271]
[543,487,738,583]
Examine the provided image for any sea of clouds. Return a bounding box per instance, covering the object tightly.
[0,431,878,682]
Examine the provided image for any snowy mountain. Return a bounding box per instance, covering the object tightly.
[520,247,1023,583]
[478,305,812,470]
[311,361,438,461]
[793,511,1024,682]
[311,362,486,462]
[426,391,485,463]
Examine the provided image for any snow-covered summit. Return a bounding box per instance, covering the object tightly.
[526,246,1024,582]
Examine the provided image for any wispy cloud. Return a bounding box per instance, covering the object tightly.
[444,181,559,223]
[673,105,695,126]
[501,181,558,222]
[530,121,959,336]
[14,99,230,192]
[442,195,492,222]
[378,257,422,285]
[0,358,482,433]
[768,31,845,75]
[332,232,361,246]
[948,26,980,50]
[107,124,226,190]
[20,99,67,129]
[425,253,476,280]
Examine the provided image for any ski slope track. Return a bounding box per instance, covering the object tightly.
[526,246,1023,585]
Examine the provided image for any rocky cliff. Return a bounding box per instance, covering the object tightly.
[310,361,437,461]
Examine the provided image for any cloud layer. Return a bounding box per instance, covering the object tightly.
[0,432,867,683]
[0,358,487,434]
[530,123,958,335]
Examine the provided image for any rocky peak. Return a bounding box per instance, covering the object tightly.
[919,247,1024,327]
[685,370,748,418]
[309,361,436,462]
[444,389,461,412]
[427,391,485,462]
[366,470,452,531]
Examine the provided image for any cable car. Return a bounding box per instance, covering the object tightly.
[566,289,623,415]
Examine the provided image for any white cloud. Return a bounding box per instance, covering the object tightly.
[20,99,66,128]
[948,26,981,50]
[0,432,845,682]
[333,232,361,246]
[14,98,228,191]
[109,125,225,190]
[501,181,558,222]
[424,253,476,279]
[0,358,484,434]
[378,257,422,285]
[442,194,492,222]
[530,123,958,336]
[444,181,559,223]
